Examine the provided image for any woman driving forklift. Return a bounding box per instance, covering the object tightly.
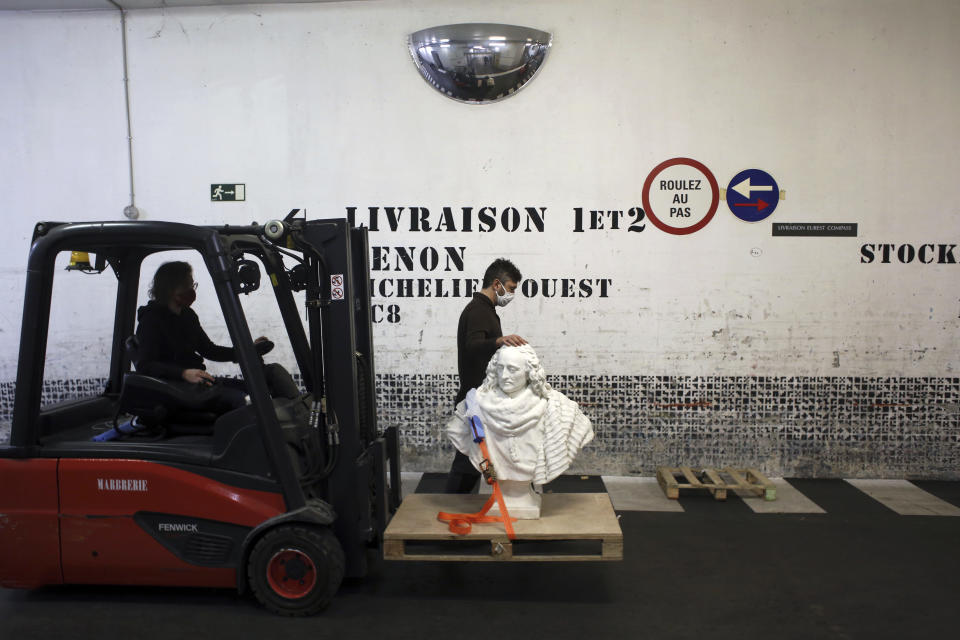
[133,261,296,414]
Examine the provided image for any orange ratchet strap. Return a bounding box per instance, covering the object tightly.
[437,436,517,539]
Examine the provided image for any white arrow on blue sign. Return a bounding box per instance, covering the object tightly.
[726,169,779,222]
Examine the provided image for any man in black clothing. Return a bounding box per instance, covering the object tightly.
[445,258,526,493]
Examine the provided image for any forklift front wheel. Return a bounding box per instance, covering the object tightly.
[248,525,345,616]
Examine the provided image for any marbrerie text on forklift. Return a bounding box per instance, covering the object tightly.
[97,478,149,492]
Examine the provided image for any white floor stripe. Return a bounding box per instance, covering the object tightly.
[845,479,960,516]
[735,478,826,514]
[398,474,960,517]
[399,471,423,501]
[601,476,685,512]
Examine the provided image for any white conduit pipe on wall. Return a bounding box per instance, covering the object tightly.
[109,1,139,219]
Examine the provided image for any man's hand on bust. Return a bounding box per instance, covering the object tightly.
[183,368,215,385]
[497,334,527,347]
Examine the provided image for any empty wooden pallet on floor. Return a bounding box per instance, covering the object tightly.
[656,466,776,501]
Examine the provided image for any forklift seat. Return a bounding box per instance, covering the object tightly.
[120,336,220,435]
[118,373,221,428]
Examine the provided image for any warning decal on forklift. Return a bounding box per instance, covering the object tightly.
[331,274,345,300]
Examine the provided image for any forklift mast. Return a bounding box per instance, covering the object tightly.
[288,216,397,575]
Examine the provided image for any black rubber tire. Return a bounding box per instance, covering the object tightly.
[247,525,345,616]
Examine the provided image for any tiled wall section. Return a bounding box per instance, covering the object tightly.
[374,374,960,478]
[2,375,958,478]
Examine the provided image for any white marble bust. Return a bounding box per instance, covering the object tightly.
[446,345,594,518]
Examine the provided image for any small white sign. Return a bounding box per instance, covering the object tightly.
[331,274,344,300]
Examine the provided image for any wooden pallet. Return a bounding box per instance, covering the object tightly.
[656,466,776,501]
[384,493,623,562]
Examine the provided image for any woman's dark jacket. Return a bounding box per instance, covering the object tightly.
[134,300,235,380]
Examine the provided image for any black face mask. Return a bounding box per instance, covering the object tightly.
[174,288,196,307]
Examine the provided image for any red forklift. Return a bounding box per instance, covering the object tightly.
[0,213,400,615]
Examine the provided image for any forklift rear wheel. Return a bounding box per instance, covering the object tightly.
[248,525,345,616]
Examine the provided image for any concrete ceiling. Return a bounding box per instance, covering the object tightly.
[0,0,357,10]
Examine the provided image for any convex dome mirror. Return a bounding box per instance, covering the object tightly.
[407,23,552,104]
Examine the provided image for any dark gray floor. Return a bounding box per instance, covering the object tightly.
[2,477,959,640]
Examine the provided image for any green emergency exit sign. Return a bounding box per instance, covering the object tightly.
[211,184,245,201]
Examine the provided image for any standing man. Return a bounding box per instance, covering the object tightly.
[445,258,527,493]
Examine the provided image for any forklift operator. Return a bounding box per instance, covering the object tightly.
[133,261,274,414]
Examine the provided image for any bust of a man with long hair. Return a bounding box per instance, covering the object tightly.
[446,344,594,518]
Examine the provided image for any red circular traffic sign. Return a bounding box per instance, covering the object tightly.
[642,157,720,235]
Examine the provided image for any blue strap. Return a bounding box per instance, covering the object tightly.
[469,415,485,443]
[91,418,144,442]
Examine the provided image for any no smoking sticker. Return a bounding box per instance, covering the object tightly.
[642,157,720,235]
[331,274,345,300]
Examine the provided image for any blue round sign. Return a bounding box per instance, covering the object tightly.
[726,169,780,222]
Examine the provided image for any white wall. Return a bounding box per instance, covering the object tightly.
[1,0,958,474]
[0,10,129,380]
